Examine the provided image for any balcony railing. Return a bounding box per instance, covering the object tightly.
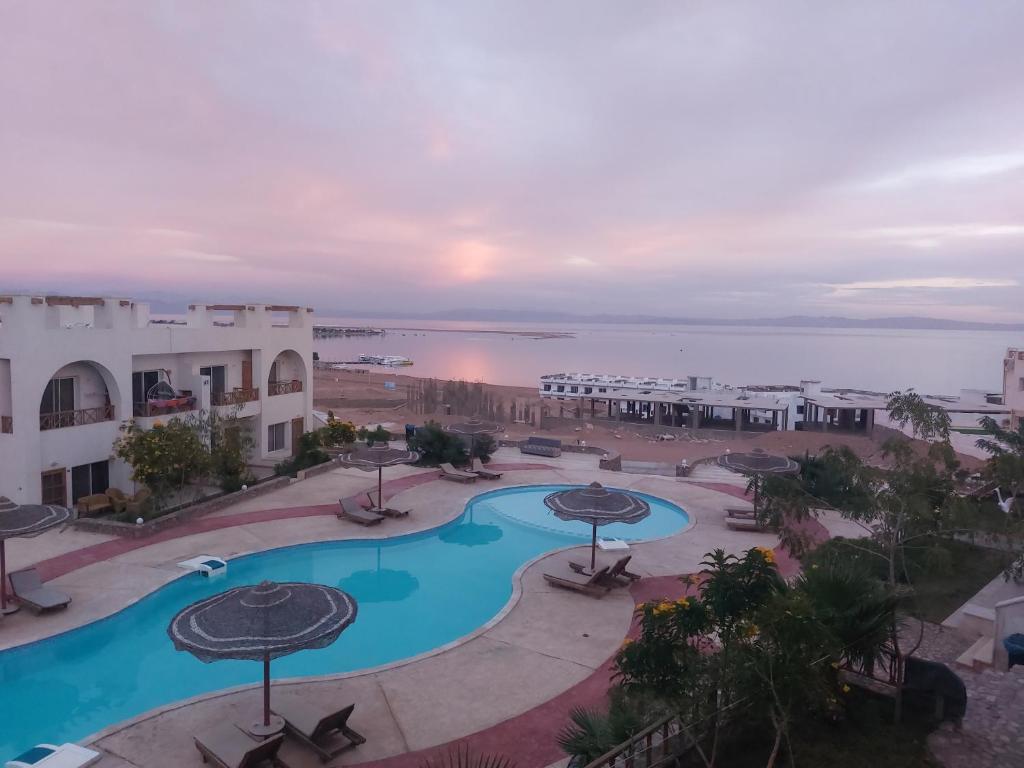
[133,399,197,418]
[1,415,11,434]
[39,404,115,431]
[212,387,260,406]
[268,379,303,396]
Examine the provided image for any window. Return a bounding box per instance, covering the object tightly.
[268,421,286,452]
[199,365,226,397]
[269,361,279,383]
[132,370,162,403]
[40,377,75,415]
[556,385,565,392]
[598,387,607,393]
[543,384,551,391]
[796,405,805,415]
[71,460,110,504]
[1019,377,1024,392]
[584,387,593,394]
[570,386,579,393]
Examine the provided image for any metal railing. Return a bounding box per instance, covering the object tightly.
[39,404,115,430]
[268,379,303,396]
[132,401,197,417]
[583,713,694,768]
[211,387,260,406]
[1,415,11,434]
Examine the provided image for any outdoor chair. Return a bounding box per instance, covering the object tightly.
[569,555,640,586]
[104,487,129,514]
[75,494,111,518]
[5,743,101,768]
[471,458,502,480]
[273,701,366,762]
[543,565,613,597]
[725,516,769,532]
[125,488,152,516]
[193,724,286,768]
[9,568,71,613]
[366,492,409,518]
[439,463,476,483]
[519,436,562,458]
[338,498,384,526]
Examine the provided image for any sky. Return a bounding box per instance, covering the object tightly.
[1,1,1023,321]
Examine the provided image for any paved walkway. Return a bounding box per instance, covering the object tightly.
[1,450,817,767]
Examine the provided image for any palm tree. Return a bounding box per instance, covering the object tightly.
[419,744,516,768]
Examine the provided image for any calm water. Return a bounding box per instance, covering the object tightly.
[315,318,1020,394]
[0,486,687,757]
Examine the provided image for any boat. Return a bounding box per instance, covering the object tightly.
[357,354,414,367]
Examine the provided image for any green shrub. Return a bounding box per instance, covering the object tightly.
[275,431,330,477]
[408,421,467,466]
[357,424,392,445]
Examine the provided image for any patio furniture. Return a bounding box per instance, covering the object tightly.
[726,515,769,532]
[341,444,419,516]
[0,498,70,615]
[169,581,358,736]
[471,458,502,480]
[725,507,756,519]
[520,436,561,458]
[543,483,651,570]
[125,488,152,516]
[75,494,111,517]
[5,743,101,768]
[104,487,128,514]
[273,701,366,762]
[439,463,476,483]
[569,554,641,586]
[9,568,71,613]
[338,498,384,526]
[366,492,409,518]
[177,555,228,579]
[193,724,286,768]
[543,565,612,597]
[1004,633,1024,668]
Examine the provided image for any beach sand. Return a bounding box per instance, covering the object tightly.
[313,367,985,470]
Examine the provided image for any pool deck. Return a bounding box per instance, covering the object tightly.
[1,449,842,767]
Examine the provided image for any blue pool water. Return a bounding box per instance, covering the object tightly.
[0,485,687,755]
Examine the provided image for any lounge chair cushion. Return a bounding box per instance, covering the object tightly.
[193,724,283,768]
[5,743,100,768]
[338,498,384,525]
[274,700,365,760]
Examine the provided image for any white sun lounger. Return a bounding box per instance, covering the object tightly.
[5,743,101,768]
[177,555,228,578]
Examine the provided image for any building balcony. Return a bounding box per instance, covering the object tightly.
[268,379,303,396]
[1,415,11,434]
[212,387,260,406]
[39,404,115,431]
[133,398,197,418]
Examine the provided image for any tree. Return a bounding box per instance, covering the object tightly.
[472,433,496,462]
[357,424,392,445]
[114,419,210,510]
[886,390,952,442]
[976,416,1024,515]
[208,415,255,492]
[274,431,329,477]
[408,421,468,466]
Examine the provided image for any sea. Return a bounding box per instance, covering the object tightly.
[313,318,1021,396]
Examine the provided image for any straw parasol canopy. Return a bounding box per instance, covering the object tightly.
[717,448,800,511]
[0,496,70,615]
[446,419,502,458]
[543,482,651,570]
[342,443,419,513]
[168,580,357,735]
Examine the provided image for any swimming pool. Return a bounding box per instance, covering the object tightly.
[0,485,687,756]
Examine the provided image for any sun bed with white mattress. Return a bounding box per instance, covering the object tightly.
[5,743,101,768]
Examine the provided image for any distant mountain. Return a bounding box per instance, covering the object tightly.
[324,307,1024,332]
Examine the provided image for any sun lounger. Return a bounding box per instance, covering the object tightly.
[338,498,384,526]
[366,492,409,518]
[273,701,365,762]
[471,458,502,480]
[725,507,756,519]
[726,515,769,532]
[193,723,286,768]
[439,463,476,483]
[569,555,641,586]
[9,569,70,614]
[5,743,100,768]
[543,565,612,597]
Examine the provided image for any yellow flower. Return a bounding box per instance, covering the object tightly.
[675,597,690,608]
[152,419,164,428]
[636,602,645,610]
[621,638,633,648]
[842,684,851,694]
[830,661,839,669]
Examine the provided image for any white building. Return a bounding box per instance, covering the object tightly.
[1005,348,1024,429]
[0,296,314,506]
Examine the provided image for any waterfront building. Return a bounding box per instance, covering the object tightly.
[1005,348,1024,429]
[0,296,314,506]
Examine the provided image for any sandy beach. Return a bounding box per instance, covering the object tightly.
[313,368,985,470]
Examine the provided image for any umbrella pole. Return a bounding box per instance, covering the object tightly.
[263,652,271,727]
[591,524,597,571]
[378,466,383,510]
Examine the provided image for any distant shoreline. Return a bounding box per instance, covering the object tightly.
[376,326,574,339]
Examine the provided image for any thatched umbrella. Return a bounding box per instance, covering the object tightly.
[543,483,650,570]
[342,443,419,514]
[0,496,70,615]
[717,448,800,512]
[168,581,357,735]
[446,419,502,461]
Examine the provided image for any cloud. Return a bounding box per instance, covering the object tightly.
[861,152,1024,190]
[564,256,598,268]
[170,249,243,264]
[849,223,1024,249]
[825,277,1018,297]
